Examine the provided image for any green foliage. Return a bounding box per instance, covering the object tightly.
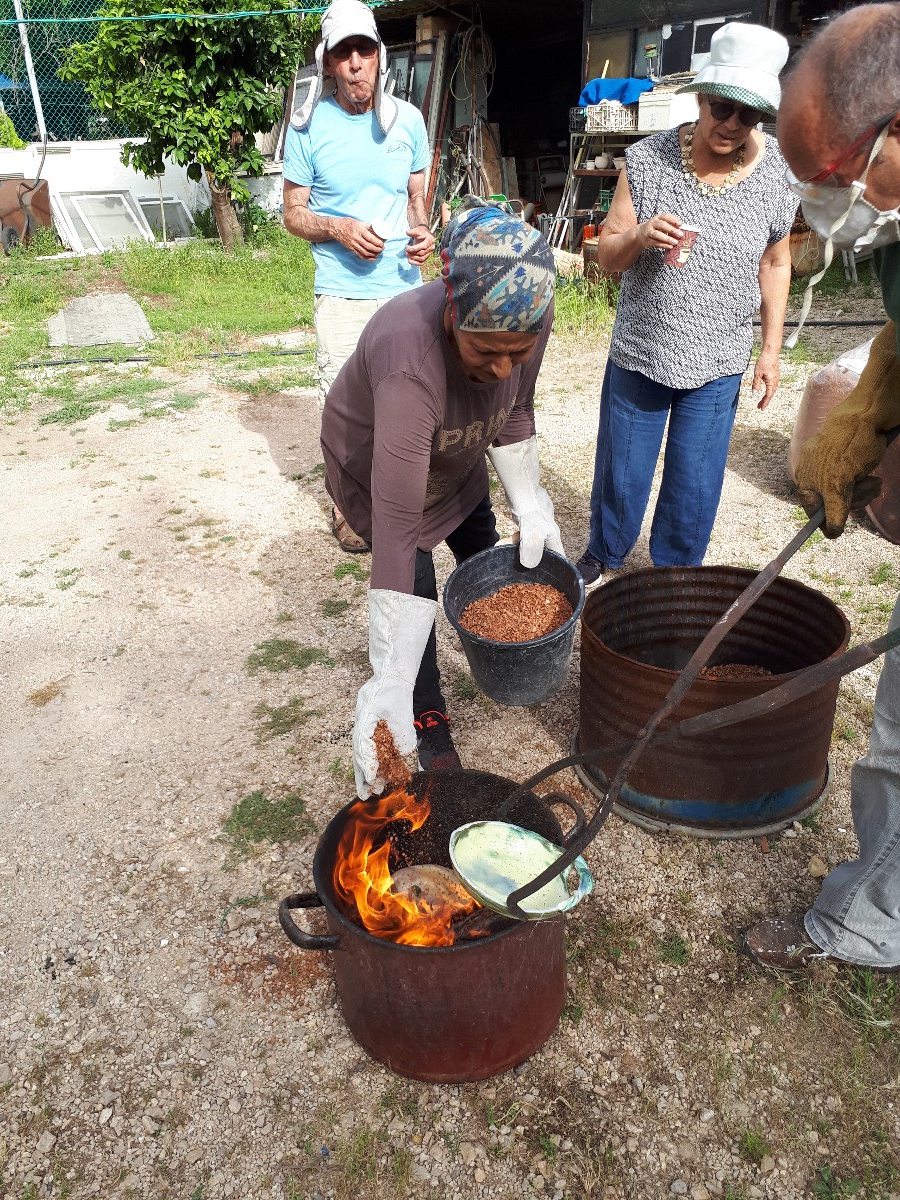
[253,696,320,739]
[554,275,617,336]
[334,561,369,582]
[813,1163,861,1198]
[221,788,313,857]
[657,932,690,965]
[59,0,316,203]
[0,111,26,149]
[737,1127,770,1166]
[245,638,334,674]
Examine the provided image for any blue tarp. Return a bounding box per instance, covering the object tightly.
[0,74,20,90]
[578,77,654,107]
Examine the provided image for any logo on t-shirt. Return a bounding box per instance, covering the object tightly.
[387,141,412,154]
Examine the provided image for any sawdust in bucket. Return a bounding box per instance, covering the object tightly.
[459,583,573,643]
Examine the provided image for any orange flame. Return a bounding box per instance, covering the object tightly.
[333,789,478,947]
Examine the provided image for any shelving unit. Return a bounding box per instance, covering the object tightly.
[566,130,644,252]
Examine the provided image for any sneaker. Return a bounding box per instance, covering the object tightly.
[414,710,462,773]
[575,550,605,589]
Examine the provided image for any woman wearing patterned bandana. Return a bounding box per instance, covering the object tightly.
[575,23,798,589]
[320,201,563,799]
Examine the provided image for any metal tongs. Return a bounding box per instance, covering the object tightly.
[451,504,900,919]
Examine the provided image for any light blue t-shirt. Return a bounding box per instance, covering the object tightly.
[283,96,430,298]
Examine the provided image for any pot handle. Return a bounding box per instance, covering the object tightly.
[278,892,341,952]
[542,792,587,844]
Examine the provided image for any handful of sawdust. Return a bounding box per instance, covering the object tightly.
[373,719,413,790]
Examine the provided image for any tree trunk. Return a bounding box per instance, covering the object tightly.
[206,169,243,250]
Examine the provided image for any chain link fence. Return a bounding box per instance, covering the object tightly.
[0,0,131,140]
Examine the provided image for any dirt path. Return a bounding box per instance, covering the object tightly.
[1,320,899,1200]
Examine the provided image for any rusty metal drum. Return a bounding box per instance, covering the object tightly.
[576,566,851,837]
[278,771,580,1083]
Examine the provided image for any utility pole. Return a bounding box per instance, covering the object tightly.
[12,0,47,143]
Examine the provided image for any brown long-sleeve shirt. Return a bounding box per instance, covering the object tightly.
[320,280,551,593]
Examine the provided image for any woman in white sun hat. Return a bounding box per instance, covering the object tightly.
[575,23,798,588]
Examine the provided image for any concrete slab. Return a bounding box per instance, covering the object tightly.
[48,293,155,347]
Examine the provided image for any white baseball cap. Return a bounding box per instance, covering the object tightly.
[321,0,379,52]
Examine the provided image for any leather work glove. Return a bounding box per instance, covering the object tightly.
[353,589,437,800]
[487,436,565,568]
[796,320,900,537]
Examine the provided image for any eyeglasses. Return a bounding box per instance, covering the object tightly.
[797,110,899,185]
[708,100,767,128]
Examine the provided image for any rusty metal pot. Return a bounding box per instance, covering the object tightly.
[278,770,584,1083]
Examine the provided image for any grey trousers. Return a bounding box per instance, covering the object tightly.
[805,592,900,967]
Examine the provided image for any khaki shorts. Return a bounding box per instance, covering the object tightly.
[313,294,391,406]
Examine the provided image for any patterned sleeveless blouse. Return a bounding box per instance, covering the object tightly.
[610,128,798,389]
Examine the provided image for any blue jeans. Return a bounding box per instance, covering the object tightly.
[588,361,743,568]
[805,592,900,967]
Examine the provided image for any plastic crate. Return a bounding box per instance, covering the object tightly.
[569,107,587,132]
[585,101,639,133]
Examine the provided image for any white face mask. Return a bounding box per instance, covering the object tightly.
[785,124,899,348]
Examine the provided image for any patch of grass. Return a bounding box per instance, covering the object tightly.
[835,968,899,1043]
[318,598,350,618]
[221,789,314,859]
[334,561,369,582]
[253,697,321,740]
[449,666,477,702]
[737,1127,770,1166]
[39,398,102,426]
[18,568,36,578]
[245,639,334,674]
[657,932,690,966]
[870,561,897,586]
[118,549,132,561]
[55,567,81,590]
[338,1129,379,1187]
[391,1147,412,1191]
[554,275,617,336]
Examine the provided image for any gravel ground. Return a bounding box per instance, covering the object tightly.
[2,298,899,1200]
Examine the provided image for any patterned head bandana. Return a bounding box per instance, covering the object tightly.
[440,199,555,333]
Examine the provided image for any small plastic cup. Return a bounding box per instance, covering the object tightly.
[663,224,701,267]
[369,219,391,243]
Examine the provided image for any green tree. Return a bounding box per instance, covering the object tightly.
[59,0,316,247]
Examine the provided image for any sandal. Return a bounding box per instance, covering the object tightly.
[331,507,370,554]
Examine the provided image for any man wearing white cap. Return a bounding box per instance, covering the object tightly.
[283,0,435,553]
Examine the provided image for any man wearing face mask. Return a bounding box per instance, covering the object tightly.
[745,3,900,971]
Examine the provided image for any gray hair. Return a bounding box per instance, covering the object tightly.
[792,3,900,139]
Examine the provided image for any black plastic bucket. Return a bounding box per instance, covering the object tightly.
[443,546,585,706]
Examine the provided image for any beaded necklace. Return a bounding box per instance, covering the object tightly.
[681,122,745,197]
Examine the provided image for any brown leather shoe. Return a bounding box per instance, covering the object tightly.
[743,915,828,969]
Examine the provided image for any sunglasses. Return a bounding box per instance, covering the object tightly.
[328,37,378,61]
[797,110,899,185]
[707,100,767,128]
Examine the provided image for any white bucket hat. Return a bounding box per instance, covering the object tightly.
[676,22,790,118]
[292,0,398,134]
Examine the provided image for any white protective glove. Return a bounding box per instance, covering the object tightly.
[487,436,565,568]
[352,588,437,799]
